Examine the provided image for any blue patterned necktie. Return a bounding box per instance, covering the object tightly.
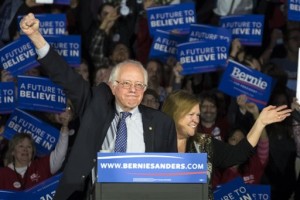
[114,112,131,152]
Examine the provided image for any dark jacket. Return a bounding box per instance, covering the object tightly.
[38,48,178,200]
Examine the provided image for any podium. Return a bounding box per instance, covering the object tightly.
[92,153,208,200]
[92,182,208,200]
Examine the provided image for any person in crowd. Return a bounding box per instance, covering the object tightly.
[0,126,69,190]
[145,59,168,104]
[261,91,297,200]
[268,28,300,93]
[290,97,300,200]
[141,88,160,110]
[134,0,161,65]
[213,102,269,188]
[74,59,90,84]
[0,69,15,83]
[161,89,291,200]
[88,2,135,68]
[93,65,112,86]
[197,91,230,141]
[46,99,77,149]
[20,13,177,200]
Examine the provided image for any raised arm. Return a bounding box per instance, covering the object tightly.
[247,105,291,147]
[20,13,93,117]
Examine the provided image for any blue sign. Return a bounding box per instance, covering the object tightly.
[26,173,62,199]
[149,30,188,62]
[0,173,62,200]
[146,3,196,36]
[97,153,207,183]
[288,0,300,21]
[17,75,67,113]
[0,37,39,77]
[189,24,232,44]
[214,177,271,200]
[0,190,18,200]
[218,60,273,109]
[220,14,264,46]
[18,14,67,36]
[54,0,70,5]
[177,40,228,75]
[45,35,81,66]
[0,82,15,114]
[3,108,60,156]
[247,184,271,200]
[214,177,251,199]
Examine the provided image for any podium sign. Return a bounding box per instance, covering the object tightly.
[97,153,207,183]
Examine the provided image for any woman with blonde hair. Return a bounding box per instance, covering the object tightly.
[161,90,291,200]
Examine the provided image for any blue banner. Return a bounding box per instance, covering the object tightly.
[26,173,62,199]
[214,177,252,199]
[189,24,232,45]
[288,0,300,21]
[18,14,66,36]
[218,60,273,109]
[45,35,81,66]
[214,177,271,200]
[97,153,207,183]
[54,0,70,5]
[0,190,18,200]
[247,184,271,200]
[0,37,39,77]
[146,3,196,36]
[177,40,228,75]
[17,75,67,113]
[0,173,62,200]
[0,82,15,114]
[3,108,60,156]
[220,15,264,46]
[149,30,188,62]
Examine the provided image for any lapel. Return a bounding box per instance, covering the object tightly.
[139,105,155,152]
[95,94,117,152]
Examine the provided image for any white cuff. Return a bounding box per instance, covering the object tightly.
[35,42,50,59]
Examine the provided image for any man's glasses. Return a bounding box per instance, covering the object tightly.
[115,80,147,91]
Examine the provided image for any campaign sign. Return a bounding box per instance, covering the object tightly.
[0,82,15,114]
[247,184,271,200]
[220,14,264,46]
[0,173,62,200]
[0,37,39,77]
[218,60,273,109]
[146,3,196,36]
[288,0,300,21]
[18,14,66,36]
[3,108,60,156]
[54,0,71,5]
[214,177,252,200]
[97,153,207,183]
[17,75,67,113]
[26,173,62,199]
[189,24,232,45]
[149,30,188,62]
[0,190,18,200]
[45,35,81,66]
[177,40,228,75]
